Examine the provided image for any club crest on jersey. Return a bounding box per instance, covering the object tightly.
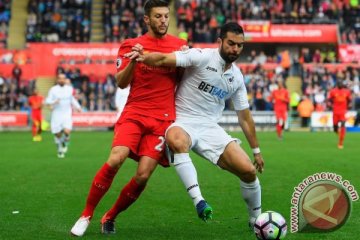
[116,58,122,69]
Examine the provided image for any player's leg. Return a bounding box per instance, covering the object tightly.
[54,131,64,158]
[70,146,130,237]
[71,115,141,237]
[275,111,283,139]
[333,114,339,134]
[61,128,71,153]
[338,118,346,149]
[31,119,39,141]
[62,116,73,153]
[217,142,261,226]
[101,156,158,234]
[51,115,65,157]
[166,125,212,221]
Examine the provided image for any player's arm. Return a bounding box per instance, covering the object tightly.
[126,50,177,67]
[115,61,136,89]
[236,109,264,173]
[45,89,59,110]
[71,96,82,112]
[326,91,334,109]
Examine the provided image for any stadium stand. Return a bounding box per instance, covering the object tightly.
[0,0,359,130]
[0,0,11,46]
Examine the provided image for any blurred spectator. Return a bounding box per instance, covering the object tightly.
[12,63,22,89]
[0,0,11,45]
[297,95,314,127]
[26,0,91,42]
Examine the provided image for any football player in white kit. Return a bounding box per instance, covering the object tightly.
[45,73,81,158]
[127,22,264,226]
[114,85,130,120]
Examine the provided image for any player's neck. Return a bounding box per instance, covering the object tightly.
[224,63,232,72]
[147,32,167,39]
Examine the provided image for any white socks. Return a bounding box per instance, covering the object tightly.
[240,178,262,220]
[174,153,204,206]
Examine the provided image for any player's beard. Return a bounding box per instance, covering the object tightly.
[149,20,168,37]
[219,44,241,64]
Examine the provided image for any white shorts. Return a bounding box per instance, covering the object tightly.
[51,114,73,134]
[167,118,240,165]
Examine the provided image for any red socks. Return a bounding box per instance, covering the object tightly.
[339,126,346,146]
[276,124,282,138]
[105,177,146,220]
[81,163,118,218]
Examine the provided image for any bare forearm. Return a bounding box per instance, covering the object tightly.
[143,52,176,67]
[115,61,136,88]
[237,110,259,148]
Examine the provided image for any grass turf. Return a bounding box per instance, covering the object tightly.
[0,131,359,240]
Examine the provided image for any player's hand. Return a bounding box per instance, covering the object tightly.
[124,51,144,62]
[131,43,144,55]
[179,45,189,51]
[253,153,264,173]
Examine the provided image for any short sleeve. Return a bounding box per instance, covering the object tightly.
[175,48,207,68]
[231,71,250,111]
[116,41,132,72]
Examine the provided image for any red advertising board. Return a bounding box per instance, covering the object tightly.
[72,112,117,127]
[338,44,360,63]
[0,112,28,127]
[28,43,120,77]
[237,22,338,43]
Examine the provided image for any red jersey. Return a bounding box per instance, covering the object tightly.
[328,87,351,115]
[28,95,43,113]
[271,88,289,112]
[116,33,186,121]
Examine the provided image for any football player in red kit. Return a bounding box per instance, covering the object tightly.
[70,0,186,237]
[328,80,352,149]
[28,89,44,141]
[270,81,289,139]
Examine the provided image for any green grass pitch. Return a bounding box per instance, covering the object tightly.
[0,131,359,240]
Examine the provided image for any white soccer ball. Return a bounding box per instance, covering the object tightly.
[254,211,287,240]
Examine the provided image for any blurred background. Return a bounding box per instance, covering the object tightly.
[0,0,359,131]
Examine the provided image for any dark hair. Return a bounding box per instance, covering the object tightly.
[144,0,170,16]
[219,22,244,40]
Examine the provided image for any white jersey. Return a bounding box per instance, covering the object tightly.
[45,85,81,115]
[115,86,130,119]
[175,48,249,122]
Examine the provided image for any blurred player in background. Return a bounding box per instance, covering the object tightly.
[127,22,264,227]
[28,88,44,141]
[45,73,81,158]
[114,85,130,120]
[328,80,352,149]
[270,81,289,140]
[70,0,186,237]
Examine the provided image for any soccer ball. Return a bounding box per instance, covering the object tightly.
[254,211,287,240]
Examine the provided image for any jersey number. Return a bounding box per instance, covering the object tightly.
[155,136,165,152]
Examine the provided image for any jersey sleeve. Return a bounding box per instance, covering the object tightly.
[116,41,132,73]
[45,88,57,105]
[71,95,81,110]
[175,48,207,68]
[231,71,250,111]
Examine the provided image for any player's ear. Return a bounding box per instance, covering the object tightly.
[217,38,222,45]
[143,15,150,25]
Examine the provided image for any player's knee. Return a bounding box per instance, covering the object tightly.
[240,164,257,183]
[134,172,151,185]
[107,147,128,168]
[166,130,190,153]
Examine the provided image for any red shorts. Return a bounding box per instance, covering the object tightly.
[333,113,346,126]
[112,111,172,167]
[275,110,287,122]
[31,111,42,125]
